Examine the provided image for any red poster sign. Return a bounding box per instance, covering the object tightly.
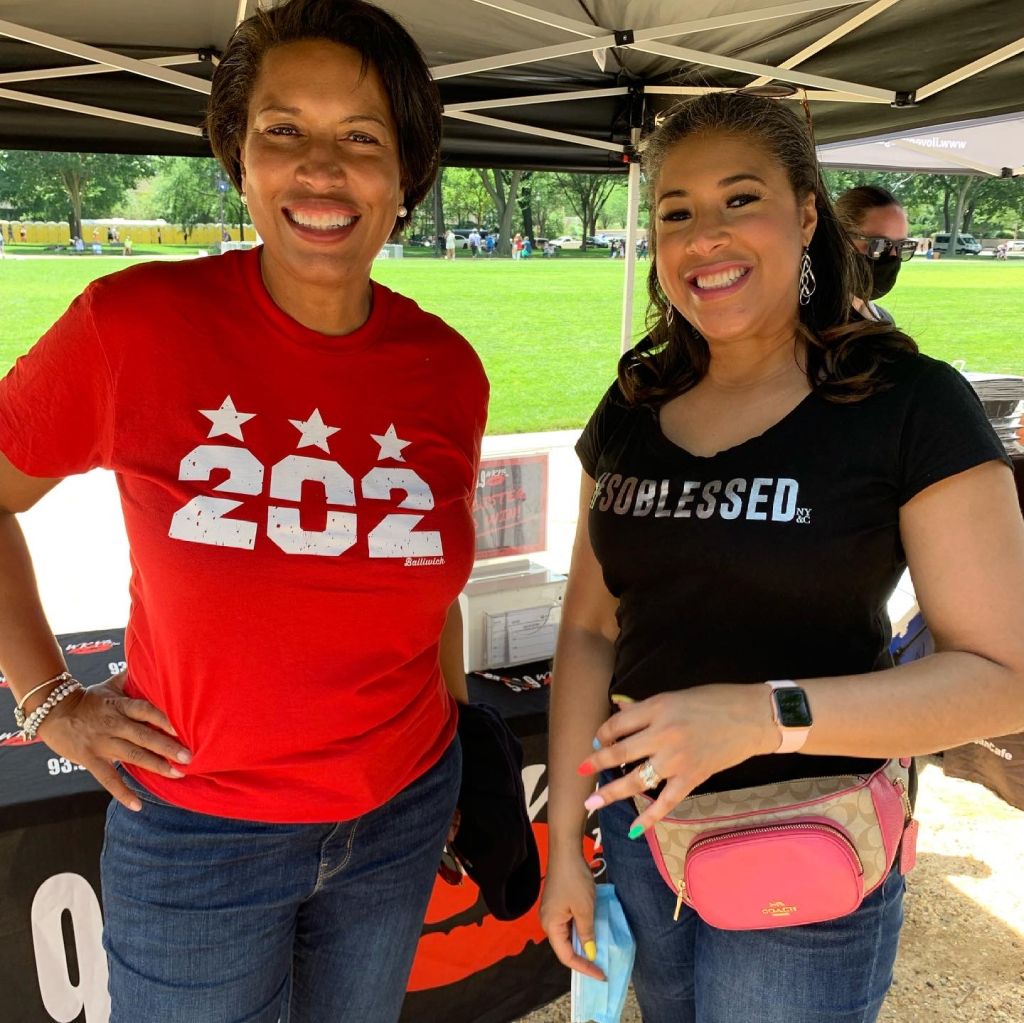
[474,454,548,560]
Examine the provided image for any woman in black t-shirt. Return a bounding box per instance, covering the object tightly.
[540,93,1024,1023]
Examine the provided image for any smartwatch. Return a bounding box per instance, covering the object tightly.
[765,679,812,753]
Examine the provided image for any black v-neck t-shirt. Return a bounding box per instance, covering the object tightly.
[576,352,1010,792]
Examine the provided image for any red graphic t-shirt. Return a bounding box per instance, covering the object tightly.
[0,249,488,822]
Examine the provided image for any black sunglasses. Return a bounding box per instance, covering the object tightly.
[852,235,918,263]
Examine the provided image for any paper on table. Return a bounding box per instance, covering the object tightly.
[485,611,509,667]
[483,604,561,667]
[508,604,561,663]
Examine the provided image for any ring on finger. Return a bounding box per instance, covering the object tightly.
[637,759,661,791]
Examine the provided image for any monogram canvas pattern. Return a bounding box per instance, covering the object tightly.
[636,761,910,896]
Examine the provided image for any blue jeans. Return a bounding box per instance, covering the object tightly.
[101,739,460,1023]
[599,787,905,1023]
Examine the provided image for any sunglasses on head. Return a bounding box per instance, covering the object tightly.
[853,235,918,262]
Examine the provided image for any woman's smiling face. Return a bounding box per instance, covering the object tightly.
[654,131,817,347]
[239,39,403,292]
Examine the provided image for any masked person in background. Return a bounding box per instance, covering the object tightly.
[835,185,916,325]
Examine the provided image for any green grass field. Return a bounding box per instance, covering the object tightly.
[2,254,1022,434]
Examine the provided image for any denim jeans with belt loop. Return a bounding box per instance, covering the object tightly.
[101,739,460,1023]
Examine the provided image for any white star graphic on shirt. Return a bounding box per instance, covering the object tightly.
[199,396,256,441]
[289,409,340,452]
[371,424,411,462]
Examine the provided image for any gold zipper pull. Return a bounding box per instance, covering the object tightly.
[673,878,686,921]
[894,779,913,820]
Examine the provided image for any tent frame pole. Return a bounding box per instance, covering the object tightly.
[0,18,211,93]
[620,127,643,355]
[0,86,204,136]
[0,54,201,86]
[444,110,625,153]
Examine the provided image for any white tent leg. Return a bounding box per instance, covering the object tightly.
[621,142,642,355]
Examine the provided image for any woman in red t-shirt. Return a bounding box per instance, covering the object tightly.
[0,2,488,1020]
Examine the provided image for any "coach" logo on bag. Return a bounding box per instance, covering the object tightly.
[762,900,798,918]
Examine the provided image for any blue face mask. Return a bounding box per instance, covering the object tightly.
[571,884,636,1023]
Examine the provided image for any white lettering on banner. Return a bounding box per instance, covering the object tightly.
[972,738,1014,761]
[31,873,110,1022]
[522,764,549,823]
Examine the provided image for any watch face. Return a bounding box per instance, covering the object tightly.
[775,687,813,728]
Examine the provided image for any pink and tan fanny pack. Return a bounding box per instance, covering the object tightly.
[633,758,918,931]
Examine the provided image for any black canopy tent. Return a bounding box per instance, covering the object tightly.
[2,0,1022,165]
[1,0,1022,343]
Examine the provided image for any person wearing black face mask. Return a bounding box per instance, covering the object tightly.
[835,185,915,325]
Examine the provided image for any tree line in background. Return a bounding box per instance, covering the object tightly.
[1,151,1022,251]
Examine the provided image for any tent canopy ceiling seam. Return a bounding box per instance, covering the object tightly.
[0,1,1020,172]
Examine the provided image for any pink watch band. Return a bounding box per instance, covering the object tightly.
[765,679,811,753]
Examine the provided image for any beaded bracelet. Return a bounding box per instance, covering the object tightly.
[14,670,73,728]
[19,678,84,741]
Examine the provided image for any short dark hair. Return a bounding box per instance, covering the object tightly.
[621,93,916,406]
[834,185,903,235]
[207,0,441,231]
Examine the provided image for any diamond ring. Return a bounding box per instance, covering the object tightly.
[637,760,662,791]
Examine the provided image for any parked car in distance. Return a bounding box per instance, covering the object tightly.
[586,235,611,247]
[932,232,982,255]
[550,235,581,249]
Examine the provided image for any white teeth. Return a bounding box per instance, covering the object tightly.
[695,267,748,290]
[288,210,356,230]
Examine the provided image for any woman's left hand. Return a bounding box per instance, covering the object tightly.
[579,685,779,834]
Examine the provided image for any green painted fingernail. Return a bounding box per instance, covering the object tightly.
[628,823,645,840]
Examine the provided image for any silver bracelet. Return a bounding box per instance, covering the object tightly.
[20,678,83,741]
[14,670,73,724]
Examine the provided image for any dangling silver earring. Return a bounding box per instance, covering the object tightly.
[798,248,816,306]
[240,194,248,206]
[666,304,675,327]
[397,204,408,218]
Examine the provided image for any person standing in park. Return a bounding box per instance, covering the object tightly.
[835,185,916,325]
[445,226,457,259]
[0,2,488,1020]
[541,92,1024,1023]
[468,227,481,258]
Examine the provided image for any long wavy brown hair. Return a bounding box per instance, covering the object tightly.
[619,93,917,407]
